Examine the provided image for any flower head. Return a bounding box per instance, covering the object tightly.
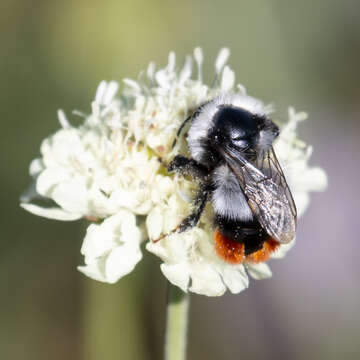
[21,48,327,296]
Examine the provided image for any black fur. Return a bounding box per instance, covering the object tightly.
[168,103,279,255]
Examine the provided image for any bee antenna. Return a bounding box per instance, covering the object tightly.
[172,114,193,149]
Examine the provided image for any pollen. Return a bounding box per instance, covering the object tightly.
[214,229,245,264]
[245,238,280,264]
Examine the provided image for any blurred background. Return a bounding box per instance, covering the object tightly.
[1,0,359,359]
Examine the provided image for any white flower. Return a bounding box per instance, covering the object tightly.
[78,211,143,283]
[21,48,327,294]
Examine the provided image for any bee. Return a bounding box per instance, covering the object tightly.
[165,94,297,264]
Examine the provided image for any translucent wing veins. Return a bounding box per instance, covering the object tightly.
[220,145,297,244]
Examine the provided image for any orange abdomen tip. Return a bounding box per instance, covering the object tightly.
[214,229,245,264]
[245,238,280,264]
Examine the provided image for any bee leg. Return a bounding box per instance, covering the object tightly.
[178,184,211,232]
[168,155,208,178]
[171,114,193,148]
[152,183,213,242]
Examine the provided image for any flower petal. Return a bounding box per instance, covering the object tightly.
[221,266,249,294]
[51,180,88,214]
[79,211,143,283]
[78,259,107,282]
[189,264,226,296]
[246,263,272,280]
[29,158,44,177]
[146,240,170,263]
[146,207,164,240]
[36,167,70,197]
[80,223,114,261]
[105,243,142,283]
[20,203,82,221]
[161,263,190,293]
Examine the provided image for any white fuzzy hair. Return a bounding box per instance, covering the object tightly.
[212,164,254,221]
[187,93,269,163]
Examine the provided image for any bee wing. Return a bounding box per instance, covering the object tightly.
[221,146,297,244]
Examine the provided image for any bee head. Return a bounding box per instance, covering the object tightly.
[186,94,278,166]
[210,106,279,154]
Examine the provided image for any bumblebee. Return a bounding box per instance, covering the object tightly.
[167,94,297,264]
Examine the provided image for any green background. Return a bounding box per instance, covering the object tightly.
[2,1,359,359]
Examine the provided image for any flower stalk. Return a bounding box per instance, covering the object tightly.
[165,283,190,360]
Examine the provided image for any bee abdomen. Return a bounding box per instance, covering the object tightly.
[214,215,279,263]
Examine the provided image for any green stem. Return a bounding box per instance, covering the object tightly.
[164,283,190,360]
